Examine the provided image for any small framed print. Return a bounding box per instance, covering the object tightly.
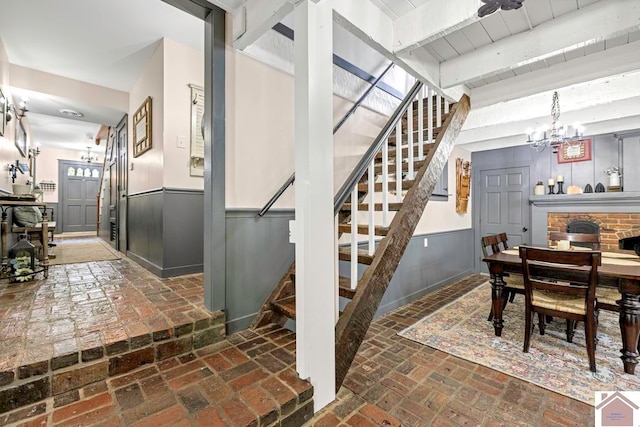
[0,87,5,137]
[557,138,592,164]
[133,96,152,158]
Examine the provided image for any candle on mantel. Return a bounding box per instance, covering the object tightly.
[548,178,555,186]
[557,174,564,182]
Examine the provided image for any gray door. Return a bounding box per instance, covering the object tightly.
[116,117,128,252]
[60,161,101,233]
[479,166,530,268]
[107,130,117,247]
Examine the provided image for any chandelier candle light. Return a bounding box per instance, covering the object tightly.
[526,92,585,153]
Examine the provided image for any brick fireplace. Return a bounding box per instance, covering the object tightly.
[547,212,640,250]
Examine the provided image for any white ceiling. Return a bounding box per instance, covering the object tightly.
[27,113,104,154]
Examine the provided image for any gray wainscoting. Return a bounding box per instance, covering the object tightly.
[225,209,295,333]
[127,188,204,278]
[338,229,475,317]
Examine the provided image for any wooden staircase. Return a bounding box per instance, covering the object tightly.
[251,86,471,391]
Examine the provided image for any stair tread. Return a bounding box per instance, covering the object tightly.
[374,160,426,174]
[341,202,403,212]
[357,180,414,192]
[338,223,390,236]
[339,276,356,299]
[338,247,375,265]
[271,296,296,320]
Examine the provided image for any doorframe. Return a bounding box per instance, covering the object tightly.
[116,115,128,253]
[57,159,102,234]
[472,161,532,273]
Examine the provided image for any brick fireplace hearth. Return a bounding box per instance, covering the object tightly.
[547,212,640,250]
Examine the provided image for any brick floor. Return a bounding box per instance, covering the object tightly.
[1,250,597,426]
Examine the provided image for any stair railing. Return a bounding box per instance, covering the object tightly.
[257,62,396,217]
[333,81,443,289]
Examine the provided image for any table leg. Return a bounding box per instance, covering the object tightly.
[490,272,506,337]
[619,291,640,375]
[41,212,49,279]
[0,207,7,267]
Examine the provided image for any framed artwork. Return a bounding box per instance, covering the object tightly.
[557,138,592,164]
[133,96,152,158]
[0,88,5,137]
[15,120,27,157]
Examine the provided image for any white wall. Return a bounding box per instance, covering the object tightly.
[128,40,164,194]
[162,38,204,190]
[0,37,34,194]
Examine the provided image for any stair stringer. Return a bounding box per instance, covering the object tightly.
[334,94,471,391]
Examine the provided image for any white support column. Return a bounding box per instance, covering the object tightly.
[293,0,336,412]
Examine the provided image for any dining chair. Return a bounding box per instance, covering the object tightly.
[482,233,524,321]
[548,232,600,250]
[519,245,601,372]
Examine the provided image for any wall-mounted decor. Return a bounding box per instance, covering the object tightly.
[0,87,5,137]
[133,96,152,158]
[557,138,592,164]
[455,158,471,214]
[15,120,27,157]
[189,84,205,177]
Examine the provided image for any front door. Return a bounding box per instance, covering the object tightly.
[479,166,530,270]
[59,160,101,233]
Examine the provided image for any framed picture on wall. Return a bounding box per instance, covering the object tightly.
[0,88,5,137]
[133,96,152,158]
[557,138,592,164]
[15,120,27,157]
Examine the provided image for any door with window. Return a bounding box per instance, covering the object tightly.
[59,160,101,233]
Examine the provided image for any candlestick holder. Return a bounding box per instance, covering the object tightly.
[557,182,564,194]
[548,184,555,195]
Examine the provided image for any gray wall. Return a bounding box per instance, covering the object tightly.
[471,132,626,271]
[225,209,295,333]
[127,188,203,278]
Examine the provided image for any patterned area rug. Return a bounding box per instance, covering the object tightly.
[398,282,640,405]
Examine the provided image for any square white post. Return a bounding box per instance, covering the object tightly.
[294,0,336,412]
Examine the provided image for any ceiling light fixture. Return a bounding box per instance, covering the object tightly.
[60,109,84,118]
[525,91,585,153]
[81,146,98,163]
[478,0,525,18]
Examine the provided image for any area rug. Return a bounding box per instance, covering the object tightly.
[398,282,640,405]
[49,238,120,265]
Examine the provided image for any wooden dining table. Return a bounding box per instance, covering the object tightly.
[483,249,640,375]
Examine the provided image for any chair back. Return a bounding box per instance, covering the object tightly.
[549,232,600,249]
[518,246,601,314]
[481,233,509,259]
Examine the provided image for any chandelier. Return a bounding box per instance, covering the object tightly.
[525,91,584,153]
[81,147,98,163]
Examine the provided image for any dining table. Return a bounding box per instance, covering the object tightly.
[483,247,640,375]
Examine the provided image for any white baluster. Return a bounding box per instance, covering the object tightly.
[428,88,434,145]
[382,138,389,227]
[437,93,442,128]
[395,122,402,202]
[418,88,424,160]
[368,162,375,256]
[444,98,450,114]
[407,96,414,179]
[350,189,358,290]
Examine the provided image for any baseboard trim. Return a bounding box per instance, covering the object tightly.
[127,252,163,277]
[225,312,258,334]
[376,268,474,316]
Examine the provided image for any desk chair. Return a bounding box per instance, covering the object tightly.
[519,246,601,372]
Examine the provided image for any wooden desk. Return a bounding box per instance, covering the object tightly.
[0,200,49,279]
[484,250,640,375]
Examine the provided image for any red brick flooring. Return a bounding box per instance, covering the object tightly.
[1,251,597,426]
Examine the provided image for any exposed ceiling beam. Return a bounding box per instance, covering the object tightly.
[233,0,294,50]
[471,41,640,108]
[441,0,640,88]
[393,0,481,55]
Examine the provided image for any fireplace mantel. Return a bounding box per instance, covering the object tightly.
[529,192,640,246]
[530,192,640,207]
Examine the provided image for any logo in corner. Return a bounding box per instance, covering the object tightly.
[595,391,640,427]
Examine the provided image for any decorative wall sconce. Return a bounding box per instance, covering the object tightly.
[0,97,29,123]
